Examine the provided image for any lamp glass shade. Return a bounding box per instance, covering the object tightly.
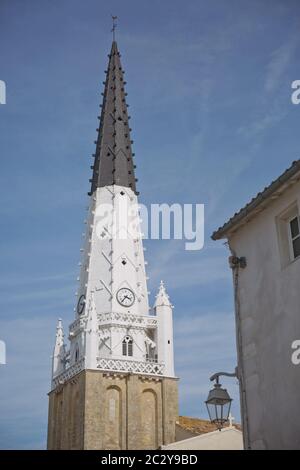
[205,383,232,428]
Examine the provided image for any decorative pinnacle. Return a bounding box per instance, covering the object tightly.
[158,280,167,296]
[154,280,172,308]
[55,319,65,348]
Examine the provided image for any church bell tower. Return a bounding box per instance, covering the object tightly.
[47,40,178,450]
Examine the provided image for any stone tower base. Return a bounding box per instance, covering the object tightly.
[47,369,178,450]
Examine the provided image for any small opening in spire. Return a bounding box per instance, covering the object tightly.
[75,345,79,363]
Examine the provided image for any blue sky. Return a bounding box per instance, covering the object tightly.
[0,0,300,449]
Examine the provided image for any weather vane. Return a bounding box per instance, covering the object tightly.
[111,15,118,41]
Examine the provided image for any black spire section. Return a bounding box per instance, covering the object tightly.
[89,41,137,195]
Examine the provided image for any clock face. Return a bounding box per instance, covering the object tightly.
[77,294,86,315]
[116,288,135,307]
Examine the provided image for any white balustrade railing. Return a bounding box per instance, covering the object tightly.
[97,357,164,375]
[52,358,85,388]
[98,312,157,329]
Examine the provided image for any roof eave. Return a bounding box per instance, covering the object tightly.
[211,160,300,241]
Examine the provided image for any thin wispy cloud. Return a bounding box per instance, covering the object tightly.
[265,36,298,93]
[147,243,230,292]
[237,107,288,139]
[0,272,74,288]
[175,310,239,418]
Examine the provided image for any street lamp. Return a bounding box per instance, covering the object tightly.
[205,370,237,429]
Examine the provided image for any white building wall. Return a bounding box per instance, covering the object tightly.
[162,427,243,450]
[228,180,300,449]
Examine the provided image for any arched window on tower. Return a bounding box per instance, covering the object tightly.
[122,336,133,357]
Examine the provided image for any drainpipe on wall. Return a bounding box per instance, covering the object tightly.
[228,242,251,450]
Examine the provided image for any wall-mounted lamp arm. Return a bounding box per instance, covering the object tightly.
[210,367,238,383]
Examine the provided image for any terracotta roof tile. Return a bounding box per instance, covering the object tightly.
[177,416,241,435]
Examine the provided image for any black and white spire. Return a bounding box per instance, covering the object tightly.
[89,41,137,195]
[51,39,175,388]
